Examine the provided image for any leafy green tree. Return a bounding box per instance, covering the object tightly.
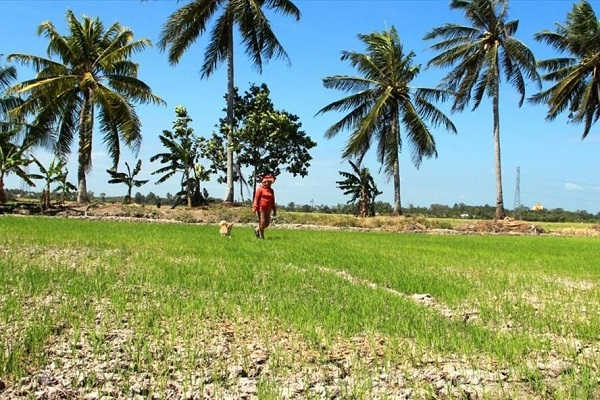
[8,9,164,203]
[106,159,149,204]
[530,0,600,139]
[336,160,382,217]
[424,0,540,219]
[373,201,393,216]
[207,83,316,197]
[0,129,39,203]
[150,106,210,207]
[317,26,456,216]
[157,0,301,203]
[133,192,145,205]
[203,127,251,201]
[34,157,69,209]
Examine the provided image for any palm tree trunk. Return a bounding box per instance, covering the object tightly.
[77,93,92,203]
[43,189,51,209]
[392,158,402,216]
[392,114,402,216]
[492,86,506,219]
[224,12,235,204]
[0,177,6,204]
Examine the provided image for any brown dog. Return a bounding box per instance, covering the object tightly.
[219,220,233,237]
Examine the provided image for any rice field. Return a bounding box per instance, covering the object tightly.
[1,215,599,399]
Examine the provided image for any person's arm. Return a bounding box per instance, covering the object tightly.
[252,187,262,213]
[272,190,277,216]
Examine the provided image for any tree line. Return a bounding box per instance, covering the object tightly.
[2,0,600,219]
[6,185,598,224]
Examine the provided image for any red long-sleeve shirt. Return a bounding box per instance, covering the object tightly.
[253,185,276,213]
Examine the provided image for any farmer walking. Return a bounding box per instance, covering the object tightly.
[252,174,277,239]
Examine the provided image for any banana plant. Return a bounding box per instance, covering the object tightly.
[53,168,77,205]
[0,129,40,203]
[336,160,382,218]
[34,157,70,209]
[106,159,149,204]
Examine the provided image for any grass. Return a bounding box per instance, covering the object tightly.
[1,215,599,398]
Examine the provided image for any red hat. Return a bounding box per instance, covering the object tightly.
[261,174,275,183]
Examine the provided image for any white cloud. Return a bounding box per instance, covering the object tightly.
[565,183,583,191]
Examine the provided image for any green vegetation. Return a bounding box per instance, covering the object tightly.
[318,26,456,216]
[425,0,540,219]
[157,0,301,203]
[7,10,165,203]
[1,216,599,398]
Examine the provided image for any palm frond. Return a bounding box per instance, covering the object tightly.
[158,0,217,65]
[201,11,231,78]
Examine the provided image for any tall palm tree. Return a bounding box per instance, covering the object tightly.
[530,0,600,139]
[424,0,540,219]
[317,26,456,216]
[157,0,301,203]
[8,10,165,203]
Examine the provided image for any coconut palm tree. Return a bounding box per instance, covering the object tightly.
[0,61,32,202]
[0,61,23,133]
[157,0,301,203]
[0,63,16,93]
[317,26,456,216]
[424,0,540,219]
[8,10,165,203]
[1,64,17,119]
[530,0,600,139]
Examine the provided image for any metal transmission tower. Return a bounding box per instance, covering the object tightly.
[513,166,521,216]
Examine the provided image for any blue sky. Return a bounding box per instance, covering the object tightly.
[2,0,600,213]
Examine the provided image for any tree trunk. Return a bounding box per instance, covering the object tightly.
[492,83,506,219]
[391,112,402,216]
[187,176,192,208]
[224,14,235,204]
[77,92,92,203]
[0,177,6,204]
[43,189,51,210]
[359,191,369,218]
[126,187,132,205]
[392,158,402,216]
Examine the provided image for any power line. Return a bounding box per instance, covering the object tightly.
[521,190,600,204]
[520,174,600,189]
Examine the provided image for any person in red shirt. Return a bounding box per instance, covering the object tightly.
[252,174,277,239]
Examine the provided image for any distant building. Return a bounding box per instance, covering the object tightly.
[532,202,544,211]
